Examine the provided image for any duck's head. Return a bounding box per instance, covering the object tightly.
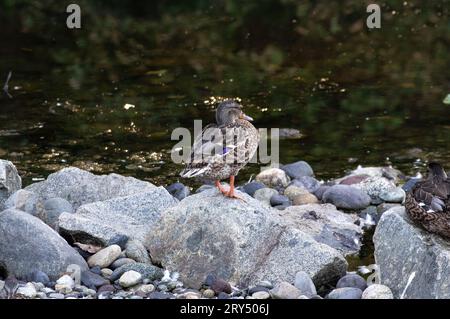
[216,100,253,125]
[428,162,447,179]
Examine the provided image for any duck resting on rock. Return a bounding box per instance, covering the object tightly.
[180,100,259,199]
[405,162,450,238]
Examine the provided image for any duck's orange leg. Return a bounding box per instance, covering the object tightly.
[225,175,246,201]
[215,180,228,195]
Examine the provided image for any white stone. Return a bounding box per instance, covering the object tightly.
[362,284,394,299]
[256,168,290,188]
[252,291,270,299]
[16,283,37,298]
[119,270,142,288]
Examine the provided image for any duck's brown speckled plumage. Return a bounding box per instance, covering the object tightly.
[405,163,450,238]
[180,100,259,198]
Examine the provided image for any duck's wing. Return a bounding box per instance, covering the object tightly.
[412,178,449,212]
[180,124,227,178]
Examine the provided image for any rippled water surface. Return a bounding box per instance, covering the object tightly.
[0,1,449,190]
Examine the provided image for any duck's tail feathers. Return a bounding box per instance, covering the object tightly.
[180,166,208,178]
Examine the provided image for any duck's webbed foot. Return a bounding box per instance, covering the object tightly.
[215,180,229,196]
[224,175,246,202]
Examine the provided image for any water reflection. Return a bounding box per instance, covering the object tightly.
[0,0,448,187]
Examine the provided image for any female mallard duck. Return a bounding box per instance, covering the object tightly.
[405,162,450,238]
[180,100,259,199]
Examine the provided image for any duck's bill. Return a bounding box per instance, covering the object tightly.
[241,113,253,121]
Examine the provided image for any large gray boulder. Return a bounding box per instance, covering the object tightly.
[374,206,450,299]
[58,187,178,245]
[145,189,347,289]
[0,160,21,211]
[25,167,157,209]
[0,209,88,280]
[278,204,363,255]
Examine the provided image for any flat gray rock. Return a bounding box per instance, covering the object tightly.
[0,209,87,280]
[25,167,157,209]
[374,206,450,299]
[322,185,371,210]
[145,188,347,289]
[58,187,178,245]
[279,204,363,255]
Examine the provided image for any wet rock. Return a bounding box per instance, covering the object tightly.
[256,168,290,188]
[374,206,450,298]
[146,189,347,289]
[362,284,394,299]
[336,274,367,291]
[0,160,22,211]
[254,188,278,206]
[58,187,177,245]
[279,204,363,255]
[87,245,121,268]
[125,240,151,264]
[270,282,301,299]
[326,287,363,299]
[322,185,371,210]
[166,182,189,201]
[119,270,142,288]
[294,271,317,296]
[0,209,88,280]
[280,161,314,179]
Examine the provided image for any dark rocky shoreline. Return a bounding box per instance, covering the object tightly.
[0,158,446,299]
